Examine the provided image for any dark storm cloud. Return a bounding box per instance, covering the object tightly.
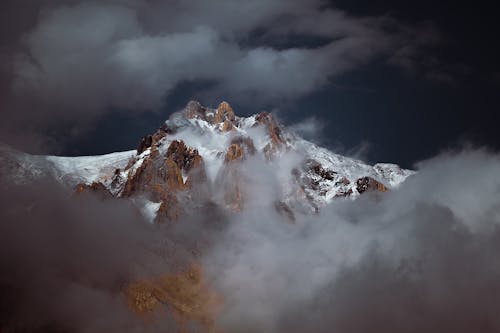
[0,0,442,153]
[0,177,188,333]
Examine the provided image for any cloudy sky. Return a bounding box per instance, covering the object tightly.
[0,0,498,167]
[1,3,500,331]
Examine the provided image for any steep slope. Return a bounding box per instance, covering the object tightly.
[0,101,414,222]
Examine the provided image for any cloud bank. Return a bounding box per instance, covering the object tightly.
[0,0,440,151]
[200,149,500,332]
[11,0,393,110]
[0,177,197,332]
[1,140,500,332]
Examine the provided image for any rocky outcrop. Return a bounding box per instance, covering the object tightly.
[164,158,185,191]
[126,140,205,196]
[166,140,207,188]
[74,181,113,199]
[220,136,258,211]
[221,147,245,211]
[255,112,285,158]
[137,126,167,155]
[230,136,256,156]
[184,154,206,188]
[137,135,152,155]
[224,137,256,163]
[214,101,235,124]
[334,177,353,197]
[307,159,336,180]
[184,100,207,120]
[221,119,233,132]
[51,99,407,223]
[124,139,207,222]
[155,192,183,222]
[125,264,223,332]
[177,100,239,133]
[152,127,167,144]
[225,143,245,163]
[356,176,388,194]
[167,141,201,174]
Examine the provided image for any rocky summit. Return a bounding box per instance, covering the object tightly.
[0,101,414,223]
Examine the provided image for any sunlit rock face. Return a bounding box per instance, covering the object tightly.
[74,181,113,199]
[254,111,286,158]
[124,264,223,332]
[120,139,208,223]
[214,101,235,125]
[356,176,388,194]
[1,100,414,223]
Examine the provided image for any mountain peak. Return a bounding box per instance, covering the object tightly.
[1,100,414,223]
[111,100,413,221]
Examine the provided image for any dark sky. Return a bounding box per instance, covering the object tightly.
[0,0,499,168]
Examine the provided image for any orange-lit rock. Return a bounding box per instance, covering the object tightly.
[151,128,166,146]
[225,143,245,162]
[255,112,283,145]
[155,194,182,222]
[185,154,207,188]
[219,141,249,211]
[356,176,388,194]
[166,140,204,175]
[74,181,112,199]
[221,119,233,132]
[214,101,235,124]
[125,264,223,332]
[224,137,256,164]
[165,158,185,191]
[255,112,285,158]
[122,156,152,198]
[230,136,256,156]
[124,139,208,223]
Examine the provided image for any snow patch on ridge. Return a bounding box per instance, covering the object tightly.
[45,150,135,185]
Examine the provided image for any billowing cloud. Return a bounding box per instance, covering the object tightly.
[5,1,434,122]
[2,137,500,331]
[199,149,500,332]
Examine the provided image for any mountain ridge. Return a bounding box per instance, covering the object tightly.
[0,101,414,223]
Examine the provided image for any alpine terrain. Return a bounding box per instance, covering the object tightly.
[0,101,413,224]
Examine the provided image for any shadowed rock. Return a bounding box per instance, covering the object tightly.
[137,135,152,155]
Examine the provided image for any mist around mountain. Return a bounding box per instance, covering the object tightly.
[1,102,500,333]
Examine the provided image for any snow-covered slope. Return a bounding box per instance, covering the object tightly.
[0,101,414,221]
[0,143,134,187]
[47,150,135,185]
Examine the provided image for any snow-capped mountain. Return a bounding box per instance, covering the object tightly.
[0,101,414,222]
